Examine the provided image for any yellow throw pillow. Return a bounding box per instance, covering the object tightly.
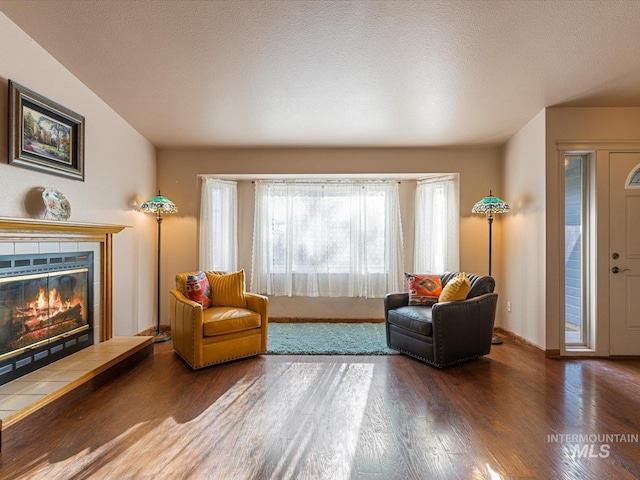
[205,270,247,308]
[438,272,471,302]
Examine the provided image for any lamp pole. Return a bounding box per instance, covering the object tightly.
[487,210,494,276]
[155,210,169,342]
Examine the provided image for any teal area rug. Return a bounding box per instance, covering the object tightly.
[266,322,399,355]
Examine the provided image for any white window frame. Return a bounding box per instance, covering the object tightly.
[250,179,404,298]
[561,152,596,353]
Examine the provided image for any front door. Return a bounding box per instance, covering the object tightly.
[609,152,640,355]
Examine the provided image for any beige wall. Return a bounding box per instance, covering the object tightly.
[502,106,640,351]
[545,107,640,352]
[502,110,546,348]
[0,13,157,336]
[157,147,502,321]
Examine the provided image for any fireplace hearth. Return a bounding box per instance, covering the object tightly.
[0,252,93,385]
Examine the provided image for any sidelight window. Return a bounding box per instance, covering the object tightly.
[564,155,591,347]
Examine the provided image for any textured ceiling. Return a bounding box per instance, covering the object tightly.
[2,0,640,148]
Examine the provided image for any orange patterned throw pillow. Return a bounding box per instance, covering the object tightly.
[184,271,211,309]
[405,273,443,306]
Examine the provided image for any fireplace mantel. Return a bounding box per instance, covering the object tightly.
[0,216,129,341]
[0,216,127,238]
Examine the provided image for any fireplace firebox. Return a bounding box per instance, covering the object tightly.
[0,252,93,386]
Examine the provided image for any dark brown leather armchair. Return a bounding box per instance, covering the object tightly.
[384,272,497,367]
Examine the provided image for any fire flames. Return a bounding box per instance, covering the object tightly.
[1,269,90,361]
[18,287,75,322]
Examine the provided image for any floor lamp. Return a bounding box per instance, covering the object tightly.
[472,190,509,345]
[140,190,178,343]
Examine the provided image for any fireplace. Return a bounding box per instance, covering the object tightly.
[0,252,93,385]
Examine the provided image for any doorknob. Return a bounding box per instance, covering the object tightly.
[612,266,631,274]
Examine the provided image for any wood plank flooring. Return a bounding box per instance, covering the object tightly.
[0,338,639,479]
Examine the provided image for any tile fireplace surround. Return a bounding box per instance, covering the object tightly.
[0,217,153,449]
[0,216,127,341]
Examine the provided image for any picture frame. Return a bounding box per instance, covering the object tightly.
[8,80,85,181]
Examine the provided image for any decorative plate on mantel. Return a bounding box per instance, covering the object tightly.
[42,188,71,221]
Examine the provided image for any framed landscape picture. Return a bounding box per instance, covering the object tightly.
[8,80,85,181]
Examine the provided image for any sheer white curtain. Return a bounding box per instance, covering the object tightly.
[199,177,238,272]
[251,180,404,297]
[414,175,459,272]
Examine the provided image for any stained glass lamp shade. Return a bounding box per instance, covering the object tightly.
[140,191,177,343]
[472,191,510,219]
[140,193,178,217]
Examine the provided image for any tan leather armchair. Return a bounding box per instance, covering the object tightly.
[169,271,268,369]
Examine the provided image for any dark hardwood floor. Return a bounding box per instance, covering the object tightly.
[1,338,639,479]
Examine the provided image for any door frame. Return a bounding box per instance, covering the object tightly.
[557,141,640,357]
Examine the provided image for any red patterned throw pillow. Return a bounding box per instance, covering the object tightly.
[405,273,443,306]
[185,271,211,309]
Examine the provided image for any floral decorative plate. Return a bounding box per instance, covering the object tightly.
[42,188,71,221]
